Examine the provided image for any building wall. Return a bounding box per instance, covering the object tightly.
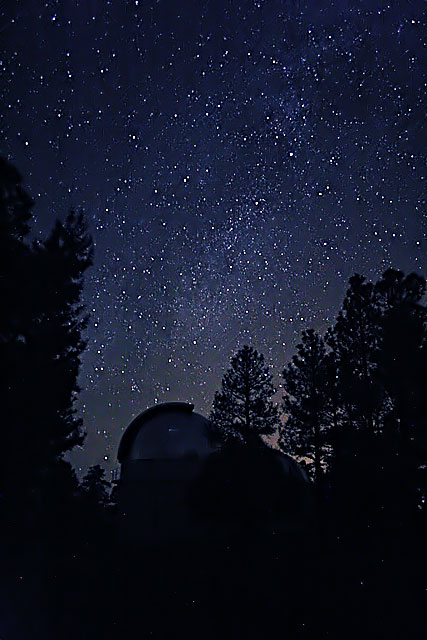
[118,457,210,544]
[116,405,312,545]
[128,412,216,460]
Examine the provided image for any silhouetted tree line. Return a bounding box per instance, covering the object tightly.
[210,273,426,497]
[209,275,426,575]
[1,158,92,514]
[0,157,425,638]
[205,271,426,639]
[0,158,116,637]
[0,158,117,496]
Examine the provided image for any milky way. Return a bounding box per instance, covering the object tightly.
[1,0,425,475]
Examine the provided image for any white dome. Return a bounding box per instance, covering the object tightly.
[118,402,218,462]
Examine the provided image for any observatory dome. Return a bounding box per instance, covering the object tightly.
[116,402,312,544]
[117,401,218,462]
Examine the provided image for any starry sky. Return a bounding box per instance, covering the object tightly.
[1,0,425,476]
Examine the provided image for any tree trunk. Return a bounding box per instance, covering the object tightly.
[244,358,250,434]
[357,302,374,431]
[313,414,321,485]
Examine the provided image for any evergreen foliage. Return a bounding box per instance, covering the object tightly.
[0,159,35,509]
[325,274,382,432]
[31,210,93,459]
[0,158,32,343]
[81,464,111,508]
[0,158,93,512]
[210,344,281,443]
[280,270,426,492]
[281,329,328,483]
[374,268,426,450]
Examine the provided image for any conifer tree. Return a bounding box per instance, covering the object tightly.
[0,159,93,511]
[322,350,342,434]
[374,268,426,450]
[326,274,381,432]
[0,158,33,425]
[0,158,32,340]
[0,158,36,508]
[281,329,327,484]
[81,465,111,508]
[210,345,280,443]
[31,210,93,460]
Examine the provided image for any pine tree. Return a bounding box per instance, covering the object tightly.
[81,465,111,508]
[281,329,328,484]
[374,268,426,450]
[327,269,427,528]
[79,465,112,543]
[210,345,280,443]
[0,158,36,509]
[31,210,93,460]
[0,157,32,343]
[0,159,33,424]
[326,274,382,432]
[0,159,93,513]
[322,351,342,434]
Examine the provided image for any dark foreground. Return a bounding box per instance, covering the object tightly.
[0,503,424,640]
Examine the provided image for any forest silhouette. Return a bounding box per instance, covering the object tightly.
[0,157,425,638]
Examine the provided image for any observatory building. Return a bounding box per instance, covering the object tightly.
[117,402,219,543]
[117,402,311,544]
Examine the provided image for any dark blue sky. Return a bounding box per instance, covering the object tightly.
[1,0,425,475]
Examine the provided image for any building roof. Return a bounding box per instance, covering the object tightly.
[272,449,310,483]
[117,402,309,485]
[118,402,199,462]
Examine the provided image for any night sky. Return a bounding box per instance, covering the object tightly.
[1,0,425,476]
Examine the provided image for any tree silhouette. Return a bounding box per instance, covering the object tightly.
[210,344,280,443]
[322,350,343,434]
[0,158,32,341]
[0,158,93,517]
[0,159,34,510]
[31,210,93,459]
[281,329,328,484]
[326,274,382,433]
[374,268,426,451]
[81,464,111,508]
